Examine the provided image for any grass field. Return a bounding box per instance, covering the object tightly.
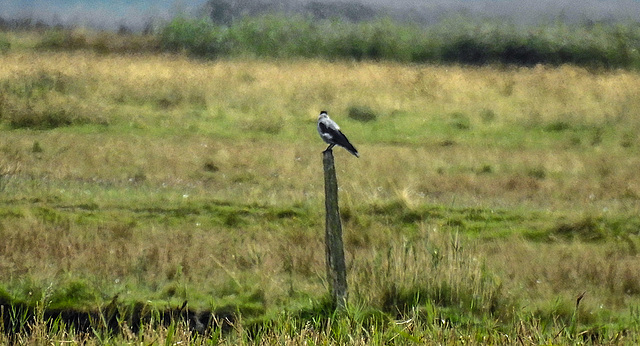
[1,48,640,343]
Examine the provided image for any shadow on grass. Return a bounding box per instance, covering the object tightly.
[0,294,235,340]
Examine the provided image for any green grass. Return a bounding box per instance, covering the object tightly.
[0,46,640,343]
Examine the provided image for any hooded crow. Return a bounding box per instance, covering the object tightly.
[317,111,359,158]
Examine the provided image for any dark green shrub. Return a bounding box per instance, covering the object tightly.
[49,280,98,309]
[0,35,9,54]
[544,121,571,132]
[550,216,608,241]
[36,30,89,50]
[229,15,323,58]
[157,15,640,69]
[160,17,229,57]
[347,105,378,122]
[442,36,492,65]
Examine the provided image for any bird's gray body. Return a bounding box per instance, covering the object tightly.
[317,111,359,158]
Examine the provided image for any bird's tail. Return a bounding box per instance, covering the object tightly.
[344,142,359,158]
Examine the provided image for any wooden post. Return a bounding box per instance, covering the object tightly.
[322,149,348,309]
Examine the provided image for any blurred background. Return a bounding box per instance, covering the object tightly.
[2,0,640,32]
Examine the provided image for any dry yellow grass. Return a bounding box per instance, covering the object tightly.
[1,51,639,122]
[1,51,640,211]
[2,51,640,342]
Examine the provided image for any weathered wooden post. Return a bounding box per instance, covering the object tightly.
[322,149,348,309]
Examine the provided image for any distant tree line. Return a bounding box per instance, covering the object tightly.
[0,17,54,31]
[159,14,640,69]
[203,0,379,26]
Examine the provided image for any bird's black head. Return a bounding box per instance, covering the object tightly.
[320,110,327,115]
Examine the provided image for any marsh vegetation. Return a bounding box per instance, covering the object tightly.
[1,28,640,343]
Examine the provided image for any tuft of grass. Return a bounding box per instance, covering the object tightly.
[347,105,378,122]
[527,166,546,180]
[449,111,471,130]
[544,120,572,132]
[0,35,10,54]
[0,148,21,192]
[0,70,109,129]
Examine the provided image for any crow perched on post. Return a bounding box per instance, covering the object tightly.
[317,111,359,158]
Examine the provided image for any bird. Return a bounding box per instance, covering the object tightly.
[317,111,359,158]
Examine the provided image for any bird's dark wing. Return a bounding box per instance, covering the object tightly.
[318,119,359,157]
[318,121,333,138]
[329,128,358,156]
[319,121,344,142]
[334,130,359,157]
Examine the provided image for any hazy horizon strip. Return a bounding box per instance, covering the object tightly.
[1,0,640,30]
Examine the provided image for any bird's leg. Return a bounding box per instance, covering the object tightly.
[324,144,335,152]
